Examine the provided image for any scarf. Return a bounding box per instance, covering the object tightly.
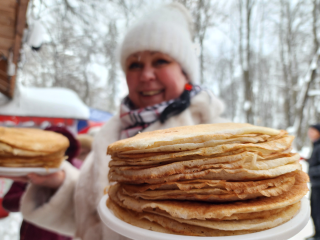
[120,84,202,139]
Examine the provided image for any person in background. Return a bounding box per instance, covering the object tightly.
[2,126,80,240]
[4,3,227,240]
[307,124,320,240]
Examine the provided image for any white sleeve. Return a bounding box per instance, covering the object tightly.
[20,161,80,237]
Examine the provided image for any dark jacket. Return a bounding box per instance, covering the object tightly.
[309,138,320,187]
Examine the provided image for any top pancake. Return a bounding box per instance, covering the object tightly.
[107,123,282,155]
[0,127,69,154]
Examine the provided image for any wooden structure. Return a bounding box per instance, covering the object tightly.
[0,0,29,98]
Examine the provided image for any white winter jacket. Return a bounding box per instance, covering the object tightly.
[20,91,227,240]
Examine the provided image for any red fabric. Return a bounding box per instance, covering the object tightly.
[184,83,193,91]
[44,126,80,162]
[0,198,9,218]
[2,182,25,212]
[0,116,74,126]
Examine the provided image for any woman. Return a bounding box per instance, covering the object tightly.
[15,3,226,240]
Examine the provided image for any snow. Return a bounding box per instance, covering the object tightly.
[308,89,320,97]
[310,56,318,70]
[0,213,22,240]
[0,85,90,119]
[0,179,22,240]
[299,146,312,159]
[243,100,251,111]
[287,126,295,134]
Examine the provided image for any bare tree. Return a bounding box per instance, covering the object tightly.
[293,0,320,149]
[103,21,119,112]
[15,0,320,142]
[238,0,254,124]
[175,0,227,84]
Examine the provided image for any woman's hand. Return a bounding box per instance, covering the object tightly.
[0,170,65,189]
[28,171,65,189]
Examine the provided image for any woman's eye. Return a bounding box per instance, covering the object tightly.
[128,62,143,70]
[154,59,170,66]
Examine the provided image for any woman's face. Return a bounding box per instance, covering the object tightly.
[125,51,188,109]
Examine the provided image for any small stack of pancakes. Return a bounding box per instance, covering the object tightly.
[0,127,69,168]
[107,123,309,236]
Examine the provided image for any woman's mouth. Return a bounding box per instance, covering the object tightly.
[140,90,164,96]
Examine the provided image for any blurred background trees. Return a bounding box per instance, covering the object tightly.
[18,0,320,149]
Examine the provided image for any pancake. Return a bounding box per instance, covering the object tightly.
[107,198,259,236]
[109,170,308,220]
[0,141,66,157]
[138,202,300,231]
[0,127,69,168]
[109,151,294,166]
[120,171,297,201]
[0,127,69,154]
[109,153,300,183]
[109,162,301,184]
[114,136,294,163]
[105,123,309,236]
[0,155,66,168]
[107,123,282,155]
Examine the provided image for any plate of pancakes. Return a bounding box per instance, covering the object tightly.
[99,123,310,239]
[0,127,69,176]
[98,195,309,240]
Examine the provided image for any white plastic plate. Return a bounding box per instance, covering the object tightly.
[0,167,61,177]
[98,195,310,240]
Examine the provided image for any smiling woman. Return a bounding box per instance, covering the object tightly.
[125,51,188,109]
[15,3,228,240]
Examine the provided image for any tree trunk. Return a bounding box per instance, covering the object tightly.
[239,0,254,123]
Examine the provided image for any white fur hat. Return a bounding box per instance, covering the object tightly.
[119,3,199,83]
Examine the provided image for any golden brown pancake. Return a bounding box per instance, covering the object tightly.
[109,153,300,183]
[0,127,69,154]
[107,198,260,236]
[105,123,309,236]
[109,171,308,220]
[107,123,283,155]
[119,171,297,201]
[0,127,69,168]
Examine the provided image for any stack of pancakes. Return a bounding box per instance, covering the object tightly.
[107,123,309,236]
[0,127,69,168]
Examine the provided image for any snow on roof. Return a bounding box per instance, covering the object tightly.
[0,86,90,119]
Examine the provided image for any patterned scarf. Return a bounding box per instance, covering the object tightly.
[120,84,202,139]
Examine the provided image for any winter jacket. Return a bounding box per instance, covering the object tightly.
[2,182,71,240]
[309,138,320,187]
[20,91,227,240]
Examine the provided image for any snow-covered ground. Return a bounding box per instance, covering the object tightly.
[0,179,22,240]
[0,213,22,240]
